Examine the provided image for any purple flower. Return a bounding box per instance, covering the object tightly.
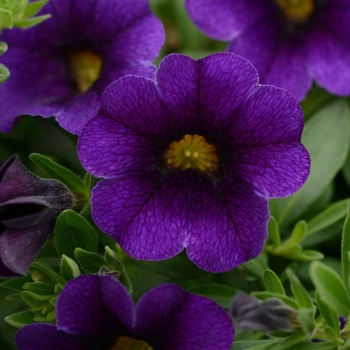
[0,156,73,275]
[0,0,164,135]
[78,53,310,272]
[15,275,234,349]
[186,0,350,101]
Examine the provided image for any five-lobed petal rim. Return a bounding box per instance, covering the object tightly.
[185,0,350,101]
[0,0,165,135]
[78,53,310,272]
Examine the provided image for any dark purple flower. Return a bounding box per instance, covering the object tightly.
[0,156,73,275]
[186,0,350,101]
[15,274,234,349]
[78,53,310,273]
[0,0,164,135]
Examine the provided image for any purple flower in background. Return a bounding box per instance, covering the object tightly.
[15,275,234,350]
[186,0,350,101]
[0,156,73,275]
[0,0,164,135]
[78,53,310,272]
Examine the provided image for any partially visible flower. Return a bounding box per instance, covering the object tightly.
[231,292,299,333]
[0,156,73,275]
[78,53,310,273]
[15,275,234,350]
[0,0,164,134]
[186,0,350,101]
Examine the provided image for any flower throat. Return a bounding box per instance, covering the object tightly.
[68,49,102,92]
[110,336,154,350]
[274,0,314,24]
[163,134,220,176]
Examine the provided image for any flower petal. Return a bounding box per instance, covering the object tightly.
[91,173,186,260]
[306,25,350,96]
[231,143,310,198]
[186,0,275,41]
[185,177,269,272]
[135,284,234,350]
[56,275,134,340]
[15,324,89,350]
[0,221,55,275]
[78,77,170,178]
[227,86,304,149]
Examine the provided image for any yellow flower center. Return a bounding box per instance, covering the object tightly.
[110,336,154,350]
[68,49,102,92]
[274,0,315,23]
[163,134,220,175]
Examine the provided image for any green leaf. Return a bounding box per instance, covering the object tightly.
[270,100,350,228]
[189,284,237,309]
[143,252,211,281]
[252,292,298,309]
[342,203,350,293]
[263,269,286,295]
[310,261,350,316]
[308,199,350,236]
[14,13,50,28]
[74,248,106,273]
[289,221,307,245]
[291,250,324,261]
[268,216,281,248]
[0,275,32,291]
[22,0,48,17]
[5,294,22,300]
[30,262,65,285]
[286,269,313,309]
[54,210,98,259]
[315,292,340,335]
[5,310,34,328]
[29,153,87,194]
[0,8,13,29]
[0,62,10,83]
[0,41,8,55]
[298,307,316,337]
[271,331,305,350]
[60,255,81,281]
[23,282,55,296]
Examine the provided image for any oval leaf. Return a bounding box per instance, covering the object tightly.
[310,261,350,316]
[54,210,98,259]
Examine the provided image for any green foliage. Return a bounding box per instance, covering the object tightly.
[308,199,350,236]
[29,153,89,204]
[265,220,324,261]
[286,269,313,309]
[341,203,350,294]
[263,269,286,295]
[0,0,50,30]
[310,261,350,316]
[60,255,81,281]
[54,210,98,259]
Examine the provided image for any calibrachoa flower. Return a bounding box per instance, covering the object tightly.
[0,0,164,135]
[0,156,73,275]
[186,0,350,101]
[15,275,234,349]
[78,53,310,273]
